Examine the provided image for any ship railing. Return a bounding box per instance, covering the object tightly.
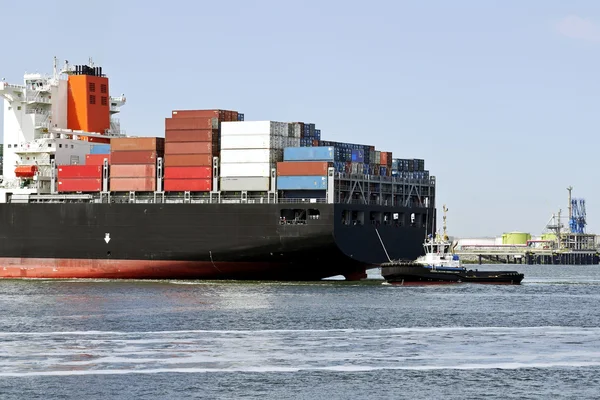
[278,198,327,204]
[335,173,434,186]
[25,108,50,116]
[4,83,26,90]
[24,95,51,104]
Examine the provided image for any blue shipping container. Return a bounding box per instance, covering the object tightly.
[277,176,328,190]
[284,146,334,162]
[90,144,111,154]
[351,149,365,163]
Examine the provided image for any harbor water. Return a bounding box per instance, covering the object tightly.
[1,264,599,399]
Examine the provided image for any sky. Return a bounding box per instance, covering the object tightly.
[1,0,599,238]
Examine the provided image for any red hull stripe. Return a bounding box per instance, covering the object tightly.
[0,257,281,279]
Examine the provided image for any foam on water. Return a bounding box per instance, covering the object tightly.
[1,326,599,377]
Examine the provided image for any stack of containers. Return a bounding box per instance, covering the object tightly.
[220,121,296,191]
[86,143,111,166]
[318,140,375,174]
[109,137,164,192]
[276,147,334,193]
[298,123,321,147]
[57,164,103,192]
[391,158,428,179]
[163,109,242,192]
[379,151,393,176]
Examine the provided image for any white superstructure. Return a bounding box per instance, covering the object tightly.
[0,57,125,195]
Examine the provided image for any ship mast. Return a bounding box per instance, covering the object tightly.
[442,205,448,241]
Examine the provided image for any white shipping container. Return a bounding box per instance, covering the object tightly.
[220,162,274,177]
[220,177,270,192]
[221,134,284,150]
[221,121,271,136]
[220,149,282,164]
[221,121,290,136]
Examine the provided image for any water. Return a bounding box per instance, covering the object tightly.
[1,264,599,399]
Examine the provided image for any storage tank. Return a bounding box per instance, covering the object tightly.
[502,232,531,245]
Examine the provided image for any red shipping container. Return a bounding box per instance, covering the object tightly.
[312,140,320,146]
[165,141,213,155]
[110,177,156,192]
[58,178,102,192]
[57,165,102,179]
[110,164,156,178]
[164,179,212,192]
[171,109,227,119]
[165,117,217,130]
[111,137,164,152]
[380,152,388,166]
[165,129,217,142]
[276,161,332,176]
[164,166,212,179]
[86,154,110,166]
[110,150,159,165]
[164,154,213,167]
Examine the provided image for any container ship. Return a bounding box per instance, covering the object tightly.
[0,58,436,280]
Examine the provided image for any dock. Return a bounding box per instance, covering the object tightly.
[454,186,600,265]
[456,245,599,265]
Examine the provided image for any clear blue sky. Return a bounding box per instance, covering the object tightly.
[1,0,599,237]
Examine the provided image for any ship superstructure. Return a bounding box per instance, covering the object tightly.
[0,58,436,280]
[0,57,125,194]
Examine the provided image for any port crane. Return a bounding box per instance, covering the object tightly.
[567,186,586,234]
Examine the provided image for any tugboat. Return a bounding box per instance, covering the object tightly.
[380,205,525,285]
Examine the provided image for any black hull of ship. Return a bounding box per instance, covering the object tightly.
[0,203,432,280]
[381,265,524,285]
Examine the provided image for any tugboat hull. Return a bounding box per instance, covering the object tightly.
[381,265,524,285]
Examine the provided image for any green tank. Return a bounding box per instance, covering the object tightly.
[502,231,531,245]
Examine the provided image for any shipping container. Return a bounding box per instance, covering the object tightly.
[220,177,270,192]
[165,141,213,155]
[380,151,388,166]
[171,109,224,119]
[221,121,291,136]
[164,178,212,192]
[164,166,212,180]
[165,117,218,130]
[110,177,156,192]
[90,144,111,154]
[111,137,165,152]
[220,149,282,164]
[351,149,365,163]
[57,165,102,179]
[110,164,155,178]
[57,178,102,192]
[85,154,110,166]
[165,129,217,143]
[110,151,159,165]
[276,175,327,190]
[164,154,213,167]
[283,146,334,162]
[276,161,331,176]
[220,134,283,150]
[220,162,273,177]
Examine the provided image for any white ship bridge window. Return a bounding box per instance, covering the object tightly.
[7,145,10,148]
